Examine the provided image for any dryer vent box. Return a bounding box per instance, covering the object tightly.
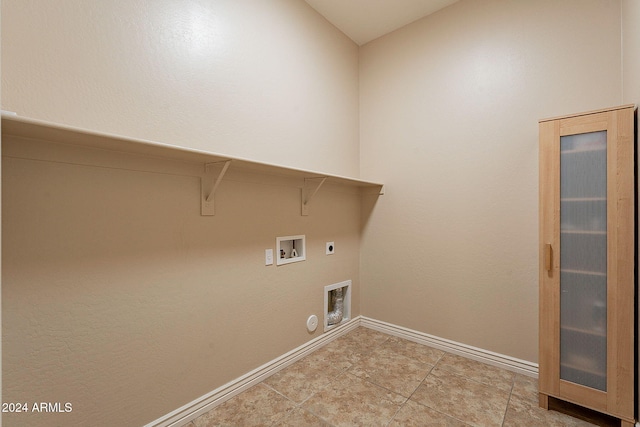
[324,280,351,332]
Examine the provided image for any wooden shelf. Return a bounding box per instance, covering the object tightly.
[560,198,606,202]
[560,269,606,277]
[560,230,606,235]
[560,146,606,155]
[561,325,606,338]
[560,362,606,379]
[1,113,384,216]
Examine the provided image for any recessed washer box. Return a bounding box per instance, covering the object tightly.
[276,235,306,266]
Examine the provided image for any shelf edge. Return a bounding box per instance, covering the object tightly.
[1,114,384,189]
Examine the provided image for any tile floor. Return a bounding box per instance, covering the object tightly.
[185,327,603,427]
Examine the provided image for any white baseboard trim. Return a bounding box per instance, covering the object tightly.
[144,316,361,427]
[146,315,539,427]
[359,316,538,378]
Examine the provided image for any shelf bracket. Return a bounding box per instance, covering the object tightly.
[301,177,327,216]
[201,160,231,216]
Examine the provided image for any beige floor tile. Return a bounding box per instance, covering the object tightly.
[263,352,344,403]
[302,372,406,427]
[381,336,445,365]
[435,352,515,392]
[503,394,596,427]
[314,327,390,366]
[341,327,391,350]
[388,399,467,426]
[348,345,433,397]
[272,407,332,427]
[307,340,359,370]
[191,384,295,427]
[186,328,603,427]
[511,373,539,405]
[411,367,510,427]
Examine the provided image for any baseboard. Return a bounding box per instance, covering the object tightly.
[144,316,361,427]
[146,315,539,426]
[359,316,538,378]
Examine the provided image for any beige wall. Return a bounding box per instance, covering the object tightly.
[623,0,640,104]
[1,0,360,177]
[2,0,638,425]
[1,1,362,426]
[359,0,623,363]
[621,0,640,417]
[2,137,363,426]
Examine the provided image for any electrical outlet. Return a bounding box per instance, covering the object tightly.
[326,242,335,255]
[265,249,273,265]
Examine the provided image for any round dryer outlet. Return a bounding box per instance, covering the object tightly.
[326,242,335,255]
[306,315,318,332]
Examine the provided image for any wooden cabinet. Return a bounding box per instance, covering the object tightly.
[538,105,635,426]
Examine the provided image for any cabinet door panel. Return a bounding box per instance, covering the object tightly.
[559,131,608,392]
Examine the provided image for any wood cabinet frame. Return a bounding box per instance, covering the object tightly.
[538,105,635,426]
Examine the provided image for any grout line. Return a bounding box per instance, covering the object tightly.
[353,327,475,427]
[348,331,410,427]
[500,373,517,427]
[405,355,475,427]
[432,355,516,394]
[384,400,406,427]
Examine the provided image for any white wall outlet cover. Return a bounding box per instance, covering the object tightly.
[265,249,273,265]
[306,315,318,332]
[326,242,335,255]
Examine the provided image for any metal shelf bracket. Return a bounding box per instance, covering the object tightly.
[201,160,231,216]
[301,177,327,216]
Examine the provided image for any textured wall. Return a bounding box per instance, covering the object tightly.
[359,0,623,363]
[623,0,640,105]
[1,0,360,177]
[2,136,363,426]
[1,0,362,425]
[621,0,640,417]
[2,0,636,425]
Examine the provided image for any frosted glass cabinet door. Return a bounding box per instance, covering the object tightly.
[559,131,607,391]
[539,105,635,424]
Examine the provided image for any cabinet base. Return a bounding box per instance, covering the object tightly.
[538,394,634,427]
[539,393,549,410]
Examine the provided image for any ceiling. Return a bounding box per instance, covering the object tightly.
[304,0,460,45]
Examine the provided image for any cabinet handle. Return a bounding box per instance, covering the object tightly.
[544,243,552,271]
